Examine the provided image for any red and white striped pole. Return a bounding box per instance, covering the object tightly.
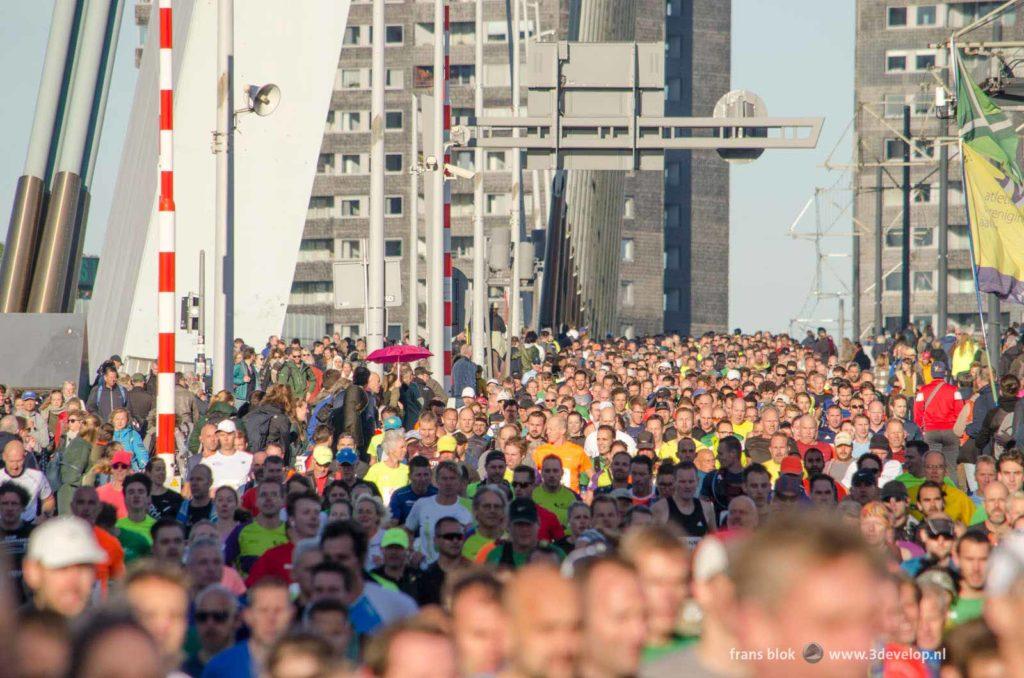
[442,1,453,393]
[157,0,176,456]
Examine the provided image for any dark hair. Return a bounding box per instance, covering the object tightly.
[310,560,355,592]
[856,453,882,470]
[674,460,697,475]
[287,492,321,518]
[743,463,770,483]
[717,435,742,457]
[409,455,431,471]
[917,480,946,500]
[353,366,371,387]
[123,472,152,496]
[0,481,29,508]
[150,517,186,541]
[320,519,368,563]
[956,529,992,554]
[906,440,930,456]
[629,455,653,471]
[808,473,838,501]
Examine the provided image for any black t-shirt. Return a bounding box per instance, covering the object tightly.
[185,501,215,532]
[1,523,34,602]
[149,490,184,520]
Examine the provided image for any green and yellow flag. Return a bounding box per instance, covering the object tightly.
[956,48,1024,303]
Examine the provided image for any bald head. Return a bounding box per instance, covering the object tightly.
[727,495,759,530]
[504,565,581,678]
[923,451,946,483]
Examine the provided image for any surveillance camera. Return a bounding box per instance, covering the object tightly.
[425,155,439,171]
[444,163,476,180]
[935,86,947,109]
[450,125,471,146]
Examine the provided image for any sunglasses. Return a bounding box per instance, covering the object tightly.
[195,611,231,623]
[512,481,533,488]
[111,463,129,470]
[438,532,465,541]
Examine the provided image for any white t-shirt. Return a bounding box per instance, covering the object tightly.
[404,496,472,562]
[201,451,254,491]
[0,468,52,522]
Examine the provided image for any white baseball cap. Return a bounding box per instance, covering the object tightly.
[27,517,107,569]
[461,387,476,398]
[726,369,741,381]
[216,419,237,433]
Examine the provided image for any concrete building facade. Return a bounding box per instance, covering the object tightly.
[853,0,1023,337]
[290,0,732,342]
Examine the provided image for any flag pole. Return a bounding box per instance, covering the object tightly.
[952,43,1000,399]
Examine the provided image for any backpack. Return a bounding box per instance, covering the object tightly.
[994,408,1016,456]
[308,390,346,442]
[243,408,275,452]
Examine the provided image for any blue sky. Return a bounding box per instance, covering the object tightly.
[0,0,854,334]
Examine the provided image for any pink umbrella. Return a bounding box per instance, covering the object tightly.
[366,344,433,364]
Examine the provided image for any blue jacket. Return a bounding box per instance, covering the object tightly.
[451,357,478,397]
[113,427,149,470]
[202,641,255,678]
[967,384,995,440]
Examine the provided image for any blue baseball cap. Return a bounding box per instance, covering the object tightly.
[931,362,948,379]
[382,416,403,431]
[21,391,40,402]
[335,448,358,465]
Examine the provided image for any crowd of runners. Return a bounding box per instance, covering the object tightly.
[2,325,1024,676]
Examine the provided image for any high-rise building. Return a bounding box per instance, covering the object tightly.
[853,0,1023,336]
[289,0,732,342]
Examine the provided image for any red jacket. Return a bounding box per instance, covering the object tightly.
[913,381,964,432]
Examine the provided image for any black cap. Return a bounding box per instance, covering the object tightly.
[924,517,955,539]
[880,480,909,501]
[636,431,656,450]
[509,498,539,525]
[869,434,891,453]
[484,450,505,465]
[851,469,878,487]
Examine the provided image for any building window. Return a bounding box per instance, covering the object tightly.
[340,239,362,260]
[385,239,403,257]
[913,93,931,117]
[948,268,975,293]
[916,53,936,71]
[316,153,335,174]
[290,280,333,305]
[665,204,681,228]
[665,163,680,186]
[451,64,475,85]
[486,194,508,215]
[913,184,933,203]
[385,69,404,89]
[884,138,904,160]
[451,236,473,258]
[665,247,680,269]
[621,238,635,262]
[485,20,507,42]
[342,111,364,131]
[887,7,908,27]
[385,25,404,44]
[341,199,363,217]
[886,227,935,248]
[619,281,635,307]
[886,54,907,72]
[385,154,403,173]
[452,107,474,125]
[341,154,364,174]
[386,196,403,216]
[623,197,635,219]
[297,238,333,262]
[450,22,474,45]
[916,5,937,26]
[913,271,935,292]
[414,66,433,88]
[385,111,403,130]
[340,69,363,88]
[883,94,906,118]
[307,196,334,218]
[485,151,506,171]
[884,271,902,292]
[667,36,682,58]
[454,150,474,170]
[666,78,681,101]
[665,288,680,312]
[343,26,362,45]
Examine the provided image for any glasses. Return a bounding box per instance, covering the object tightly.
[438,532,465,541]
[195,611,231,623]
[111,463,129,470]
[512,481,533,488]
